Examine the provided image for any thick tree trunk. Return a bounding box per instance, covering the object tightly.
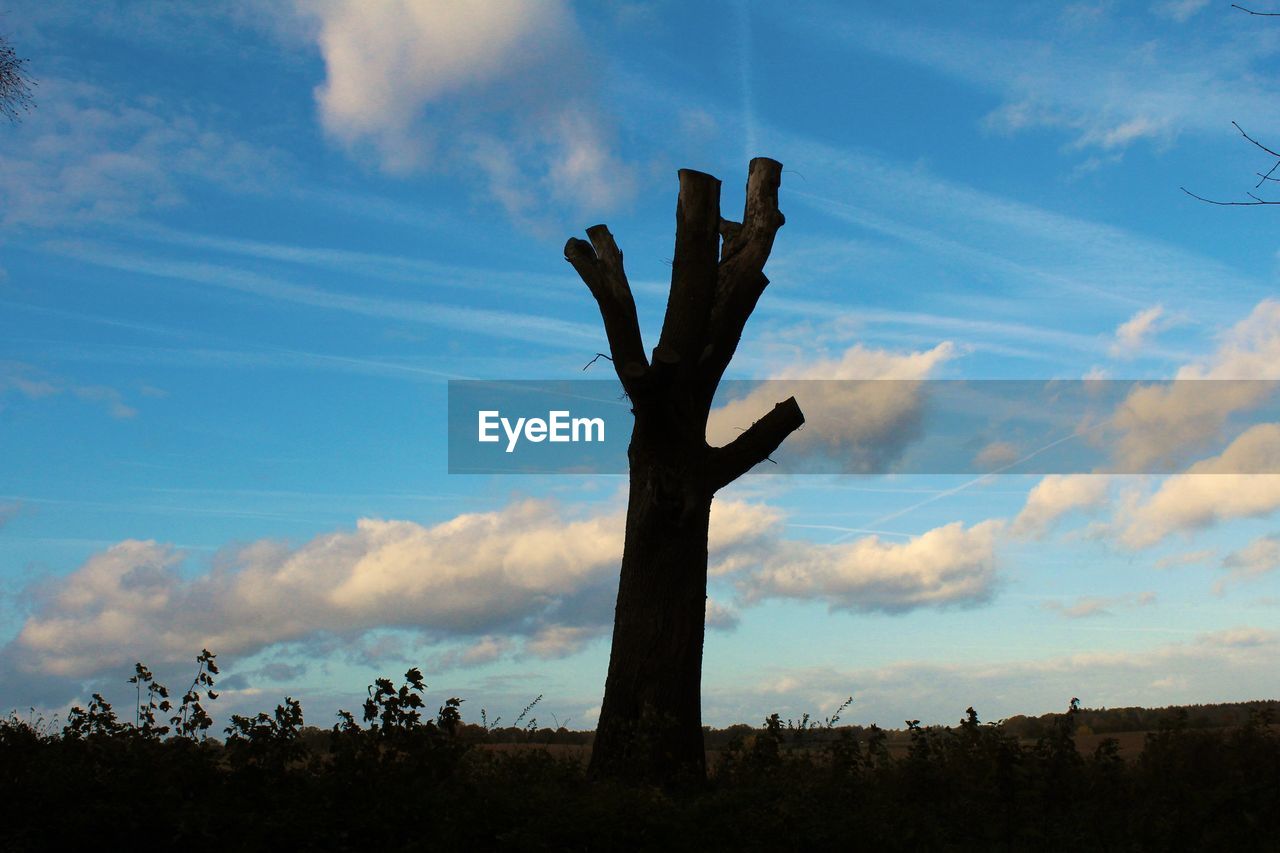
[565,159,804,784]
[589,460,712,780]
[589,391,716,781]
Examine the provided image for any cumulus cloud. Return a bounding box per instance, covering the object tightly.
[707,342,957,473]
[304,0,634,223]
[1117,423,1280,547]
[12,499,629,678]
[973,440,1020,471]
[1105,299,1280,471]
[1109,304,1164,358]
[1011,474,1111,538]
[705,598,740,631]
[426,635,514,672]
[1218,535,1280,593]
[737,519,1004,613]
[6,492,1004,684]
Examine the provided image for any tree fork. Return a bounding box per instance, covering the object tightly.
[565,159,803,783]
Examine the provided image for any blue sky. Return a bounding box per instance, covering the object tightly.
[2,0,1279,731]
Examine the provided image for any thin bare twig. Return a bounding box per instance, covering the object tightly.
[582,352,614,371]
[1232,3,1280,15]
[1182,121,1280,204]
[1181,186,1280,205]
[1233,121,1280,159]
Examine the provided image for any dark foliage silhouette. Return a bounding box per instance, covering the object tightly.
[3,655,1278,850]
[0,29,34,122]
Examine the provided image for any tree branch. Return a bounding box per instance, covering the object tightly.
[1233,121,1280,159]
[656,170,721,370]
[706,396,804,491]
[565,227,650,389]
[700,158,786,388]
[1232,3,1280,15]
[1181,186,1280,205]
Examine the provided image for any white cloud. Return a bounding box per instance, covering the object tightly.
[973,440,1021,471]
[427,635,514,672]
[1117,423,1280,547]
[707,342,957,473]
[8,494,1005,679]
[738,519,1004,613]
[524,625,598,659]
[813,8,1280,171]
[0,79,284,228]
[703,627,1279,726]
[1153,548,1216,569]
[1157,0,1212,22]
[0,361,137,419]
[1219,534,1280,592]
[705,598,740,631]
[304,0,634,222]
[13,499,628,677]
[1106,299,1280,471]
[1074,116,1170,152]
[1109,304,1165,358]
[1179,299,1280,381]
[1012,474,1111,538]
[1199,626,1276,648]
[1042,591,1156,619]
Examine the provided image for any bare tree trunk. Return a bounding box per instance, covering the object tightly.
[565,160,804,783]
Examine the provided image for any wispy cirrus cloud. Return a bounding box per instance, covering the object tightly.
[1042,591,1157,619]
[41,241,601,351]
[0,360,136,419]
[0,79,286,228]
[803,5,1280,159]
[1110,305,1166,358]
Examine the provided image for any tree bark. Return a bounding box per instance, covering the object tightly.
[565,159,804,783]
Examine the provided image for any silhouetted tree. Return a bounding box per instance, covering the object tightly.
[565,159,804,782]
[0,30,34,122]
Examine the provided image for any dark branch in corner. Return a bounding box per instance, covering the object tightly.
[1232,121,1280,159]
[1182,122,1280,205]
[1232,3,1280,15]
[1181,187,1280,205]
